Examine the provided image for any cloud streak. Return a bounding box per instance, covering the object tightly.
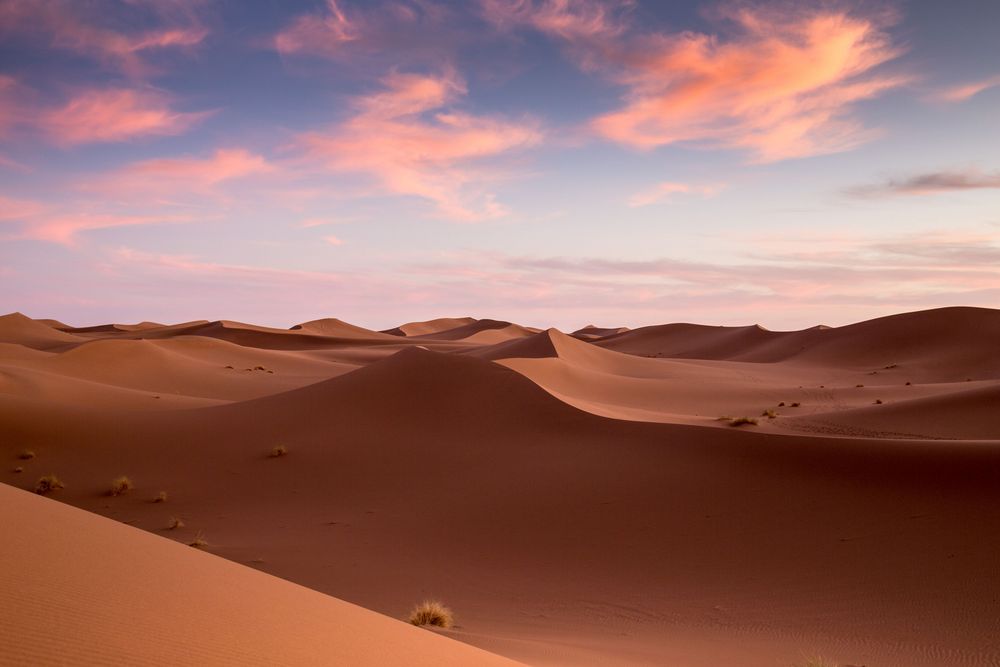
[298,70,542,220]
[848,169,1000,197]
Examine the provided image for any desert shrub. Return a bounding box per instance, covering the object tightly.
[13,466,23,473]
[269,444,288,458]
[790,402,801,407]
[777,401,785,407]
[18,449,35,460]
[189,532,208,548]
[408,600,453,628]
[761,408,777,418]
[154,491,168,503]
[729,416,758,427]
[34,475,64,494]
[855,384,864,388]
[874,399,883,405]
[168,516,185,530]
[110,476,134,496]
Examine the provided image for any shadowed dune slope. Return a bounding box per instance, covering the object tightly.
[383,317,478,337]
[0,313,83,351]
[291,318,403,341]
[597,306,1000,373]
[786,383,1000,440]
[0,484,523,667]
[410,318,539,342]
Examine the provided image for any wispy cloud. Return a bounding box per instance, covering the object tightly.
[487,1,907,162]
[297,70,542,220]
[628,181,723,207]
[934,74,1000,103]
[847,168,1000,197]
[40,88,211,146]
[0,0,208,78]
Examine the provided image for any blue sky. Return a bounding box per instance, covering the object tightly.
[1,0,998,329]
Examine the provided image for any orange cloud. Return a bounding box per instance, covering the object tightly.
[492,1,907,161]
[0,0,207,77]
[40,88,210,146]
[935,75,1000,103]
[482,0,630,40]
[628,181,723,207]
[298,70,542,220]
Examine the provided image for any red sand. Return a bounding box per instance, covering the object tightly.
[2,306,999,666]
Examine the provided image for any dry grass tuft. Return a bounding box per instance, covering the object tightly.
[855,384,864,388]
[729,416,758,427]
[761,408,777,418]
[18,449,35,460]
[874,399,883,405]
[34,475,64,494]
[189,531,208,548]
[269,444,288,458]
[790,402,801,407]
[408,600,453,628]
[168,516,185,530]
[109,476,134,496]
[13,466,23,473]
[153,490,168,503]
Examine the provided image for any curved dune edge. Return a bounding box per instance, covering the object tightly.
[0,484,523,667]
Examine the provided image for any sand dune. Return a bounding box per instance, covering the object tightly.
[410,318,540,343]
[383,316,478,337]
[0,312,84,351]
[0,484,522,666]
[2,307,999,666]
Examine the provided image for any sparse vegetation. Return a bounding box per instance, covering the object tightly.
[408,600,453,628]
[269,444,288,458]
[716,415,734,422]
[855,384,864,388]
[153,491,168,503]
[761,408,777,418]
[905,381,912,386]
[189,531,208,548]
[790,402,801,407]
[13,466,23,473]
[18,449,35,460]
[109,476,134,496]
[777,401,785,407]
[34,475,64,494]
[168,516,185,530]
[729,416,758,427]
[874,399,883,404]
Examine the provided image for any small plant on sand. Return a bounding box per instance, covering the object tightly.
[905,381,912,386]
[716,415,735,422]
[18,449,35,460]
[874,399,883,405]
[153,491,168,503]
[34,475,64,494]
[109,476,134,496]
[189,531,208,548]
[269,444,288,458]
[729,416,758,427]
[168,516,185,530]
[13,466,23,473]
[761,408,777,418]
[408,600,453,628]
[855,384,864,388]
[790,402,801,407]
[777,401,785,407]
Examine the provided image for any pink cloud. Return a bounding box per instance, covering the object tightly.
[0,0,208,77]
[80,148,273,201]
[628,181,724,207]
[492,1,907,162]
[935,75,1000,103]
[324,235,346,246]
[847,168,1000,197]
[482,0,631,41]
[39,88,210,146]
[275,0,358,57]
[2,209,196,246]
[0,194,46,220]
[298,70,542,220]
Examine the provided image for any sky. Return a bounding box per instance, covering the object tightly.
[1,0,999,331]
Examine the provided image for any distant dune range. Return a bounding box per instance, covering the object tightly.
[1,307,999,666]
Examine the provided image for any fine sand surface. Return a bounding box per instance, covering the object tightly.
[0,484,523,666]
[1,306,999,666]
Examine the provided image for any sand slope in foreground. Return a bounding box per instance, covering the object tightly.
[0,483,522,667]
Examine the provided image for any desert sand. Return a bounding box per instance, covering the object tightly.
[2,307,999,666]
